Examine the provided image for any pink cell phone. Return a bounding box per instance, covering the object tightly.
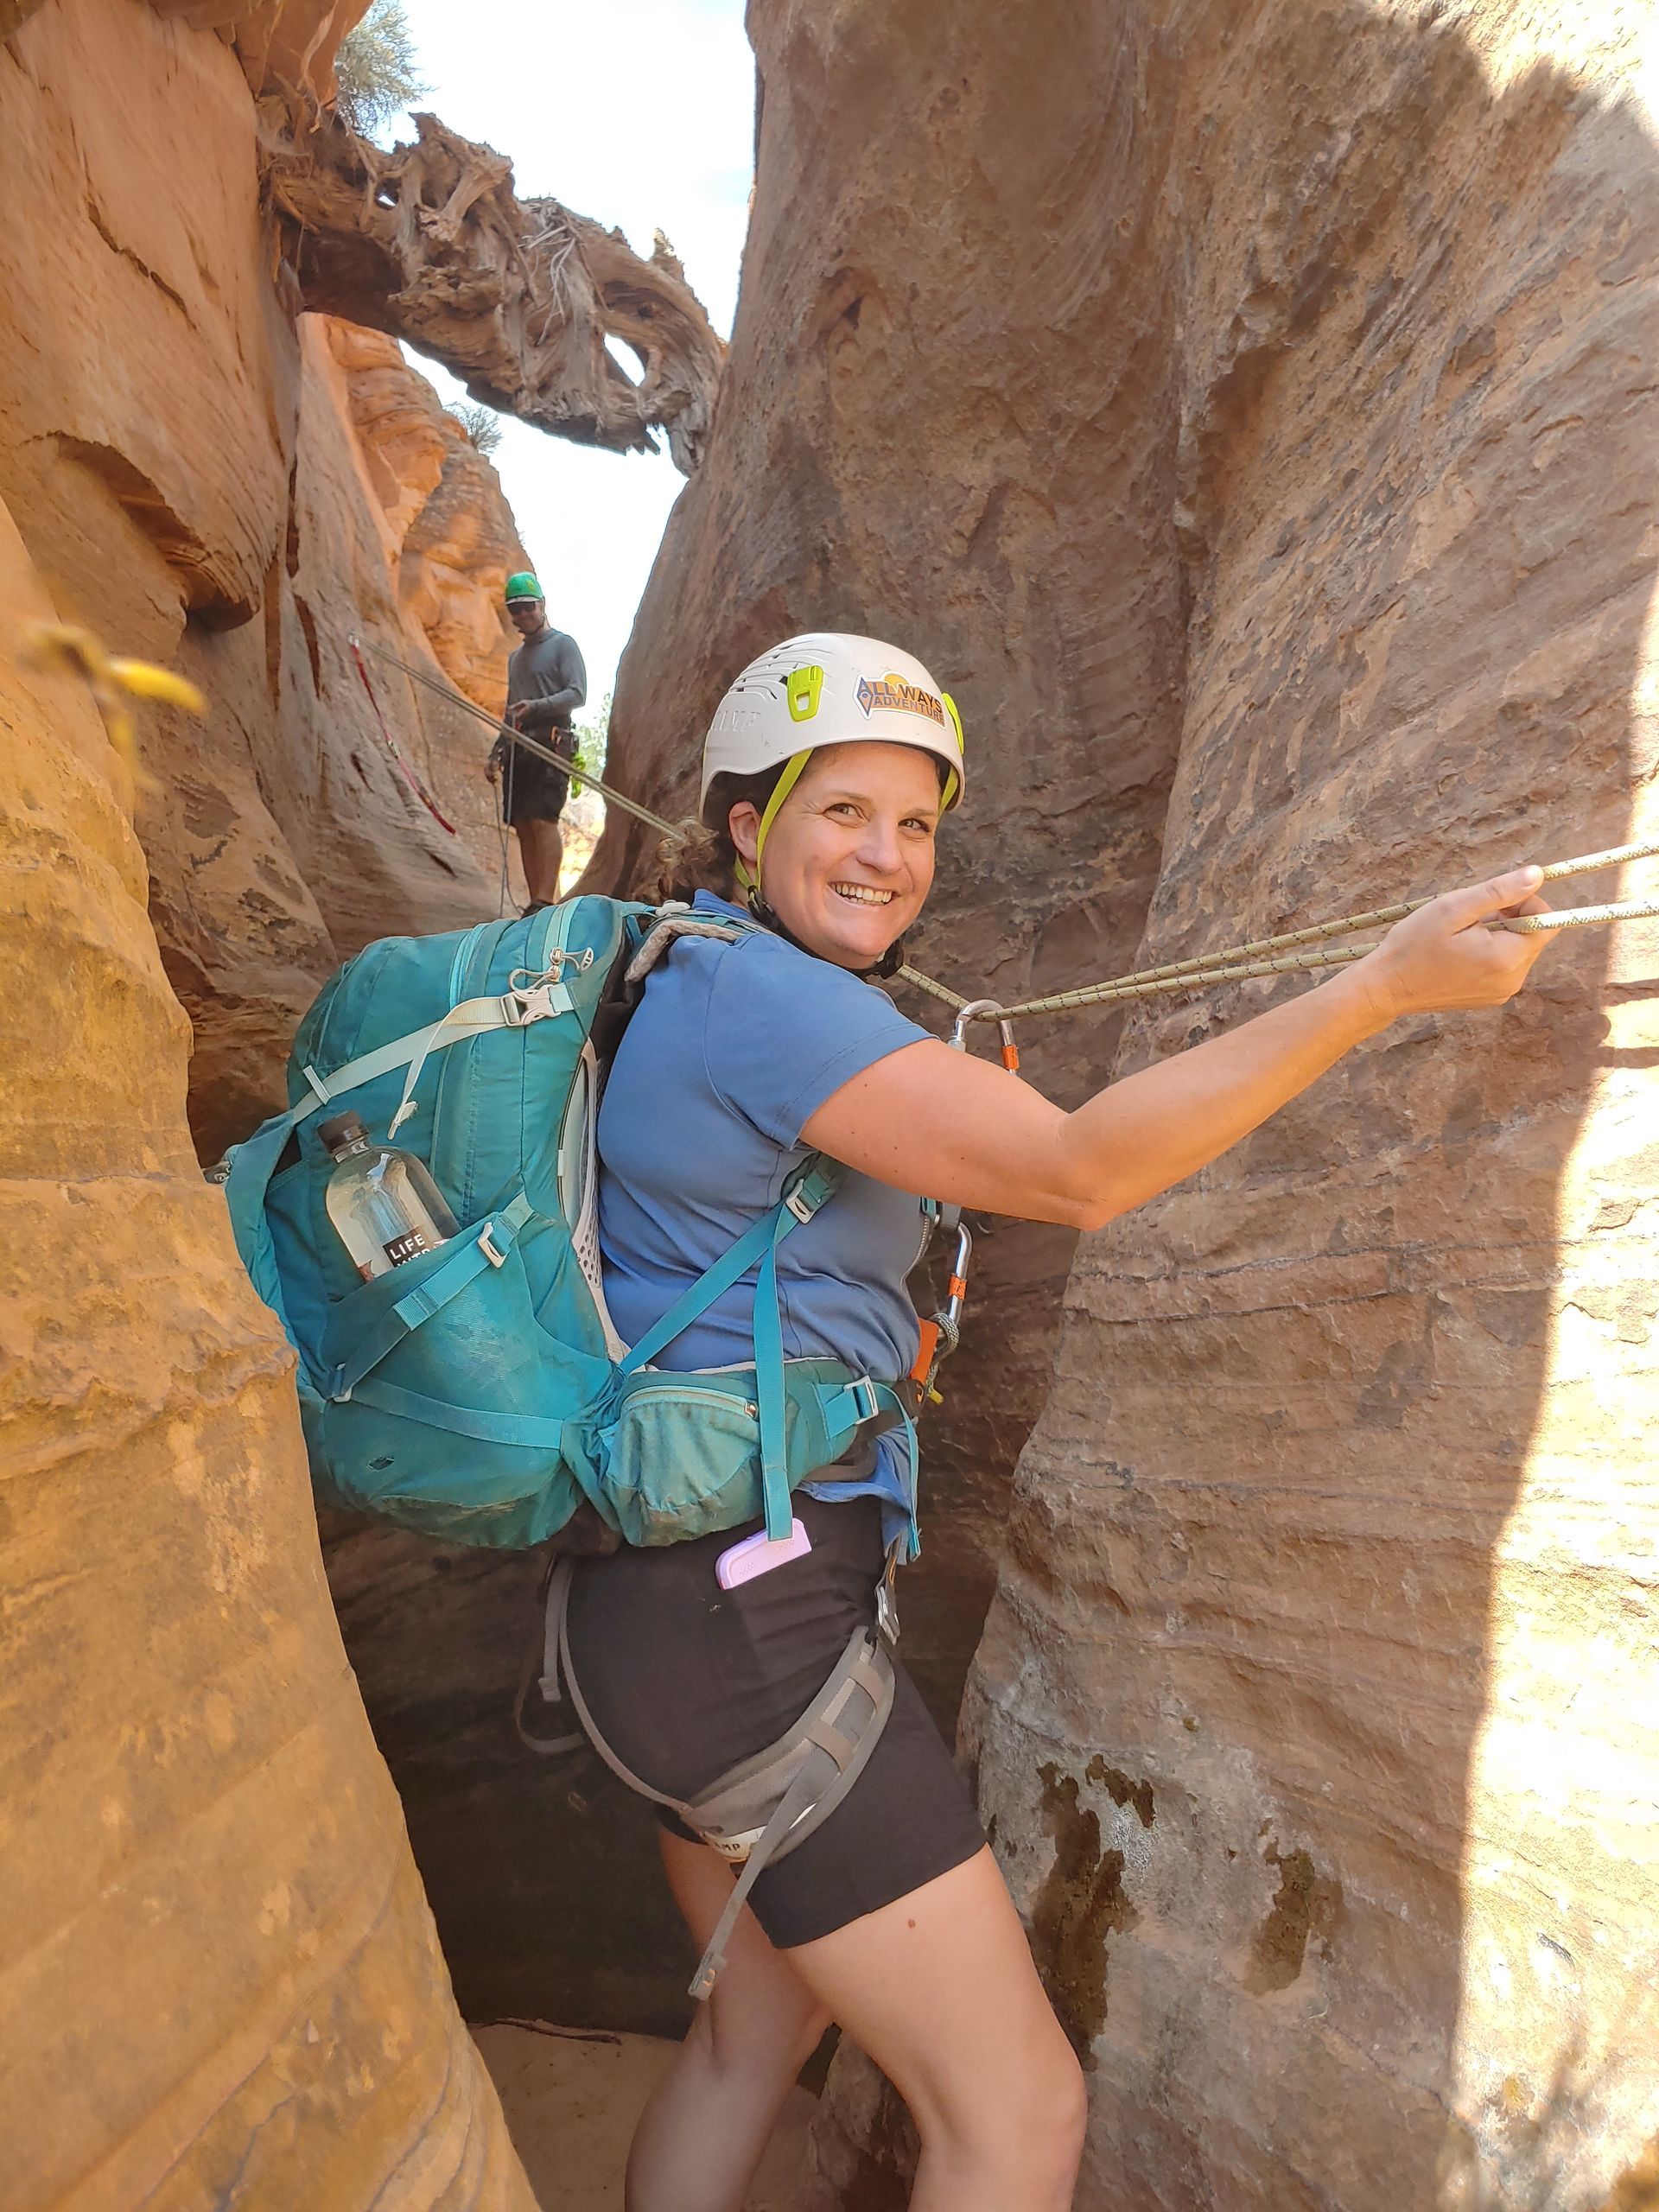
[715,1520,812,1589]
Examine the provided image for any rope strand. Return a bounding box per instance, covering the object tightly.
[347,633,677,838]
[345,631,1659,1029]
[905,836,1659,1025]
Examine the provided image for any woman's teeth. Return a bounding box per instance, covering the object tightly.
[830,882,893,906]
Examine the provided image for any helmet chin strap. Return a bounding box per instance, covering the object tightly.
[734,749,810,902]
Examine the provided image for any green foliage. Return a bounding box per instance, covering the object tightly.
[569,690,613,791]
[334,0,429,142]
[448,401,504,458]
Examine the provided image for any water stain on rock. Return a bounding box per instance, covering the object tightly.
[1086,1754,1155,1829]
[1245,1840,1344,1993]
[1032,1764,1141,2068]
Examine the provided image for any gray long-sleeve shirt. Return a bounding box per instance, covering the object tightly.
[506,624,587,736]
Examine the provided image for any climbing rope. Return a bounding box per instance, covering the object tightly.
[42,620,1653,1044]
[343,638,1659,1029]
[347,639,460,834]
[899,835,1659,1024]
[347,633,676,839]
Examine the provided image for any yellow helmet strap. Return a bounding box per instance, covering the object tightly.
[734,749,812,899]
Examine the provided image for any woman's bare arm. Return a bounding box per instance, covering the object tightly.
[802,868,1551,1230]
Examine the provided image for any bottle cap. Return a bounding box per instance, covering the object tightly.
[318,1110,369,1154]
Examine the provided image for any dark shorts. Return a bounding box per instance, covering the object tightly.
[502,746,570,826]
[562,1491,985,1950]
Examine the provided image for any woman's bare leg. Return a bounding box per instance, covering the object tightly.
[783,1846,1086,2212]
[626,1829,831,2212]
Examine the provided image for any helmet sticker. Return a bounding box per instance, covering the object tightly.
[855,672,946,727]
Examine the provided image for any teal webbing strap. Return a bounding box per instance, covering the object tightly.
[618,1208,779,1376]
[617,1157,840,1376]
[327,1192,537,1401]
[753,1230,791,1541]
[617,1156,842,1542]
[344,1375,566,1449]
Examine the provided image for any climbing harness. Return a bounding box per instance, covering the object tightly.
[524,1553,898,2002]
[346,638,460,834]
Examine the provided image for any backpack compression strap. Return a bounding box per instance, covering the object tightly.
[217,988,569,1377]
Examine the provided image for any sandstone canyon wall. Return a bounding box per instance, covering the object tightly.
[601,3,1659,2207]
[0,2,546,2200]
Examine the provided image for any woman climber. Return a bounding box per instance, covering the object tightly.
[561,632,1552,2212]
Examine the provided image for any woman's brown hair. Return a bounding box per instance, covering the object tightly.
[650,768,783,906]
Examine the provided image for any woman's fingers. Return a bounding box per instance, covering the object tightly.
[1439,864,1547,930]
[1360,865,1554,1018]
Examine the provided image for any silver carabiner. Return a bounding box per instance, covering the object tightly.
[950,997,1003,1051]
[950,998,1020,1073]
[942,1221,973,1332]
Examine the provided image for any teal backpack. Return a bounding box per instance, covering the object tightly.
[214,896,916,1556]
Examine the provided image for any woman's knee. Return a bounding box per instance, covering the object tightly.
[921,2024,1088,2186]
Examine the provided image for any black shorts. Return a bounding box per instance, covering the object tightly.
[562,1491,985,1949]
[502,746,570,825]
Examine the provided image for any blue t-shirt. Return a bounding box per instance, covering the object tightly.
[596,892,931,1518]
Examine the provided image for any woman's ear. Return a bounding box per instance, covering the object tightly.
[728,800,762,869]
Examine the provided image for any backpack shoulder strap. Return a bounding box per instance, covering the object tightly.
[624,903,754,987]
[614,1154,841,1541]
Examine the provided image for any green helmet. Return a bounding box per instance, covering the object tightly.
[504,571,543,604]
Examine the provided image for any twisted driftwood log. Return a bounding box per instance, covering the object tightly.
[262,105,725,473]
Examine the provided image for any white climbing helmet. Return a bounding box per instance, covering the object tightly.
[699,632,965,813]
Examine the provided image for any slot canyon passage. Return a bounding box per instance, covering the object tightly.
[3,2,1658,2209]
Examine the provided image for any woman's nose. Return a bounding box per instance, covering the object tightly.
[858,817,905,873]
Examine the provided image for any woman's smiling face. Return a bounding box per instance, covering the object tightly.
[729,741,944,969]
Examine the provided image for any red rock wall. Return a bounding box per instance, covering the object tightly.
[0,3,539,2200]
[601,3,1659,2204]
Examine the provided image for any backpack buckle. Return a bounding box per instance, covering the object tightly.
[845,1376,880,1424]
[478,1225,507,1268]
[503,983,556,1026]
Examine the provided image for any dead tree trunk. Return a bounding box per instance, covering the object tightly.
[261,104,725,474]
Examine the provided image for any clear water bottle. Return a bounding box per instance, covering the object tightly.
[319,1111,459,1281]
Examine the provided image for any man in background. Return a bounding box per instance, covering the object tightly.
[487,571,586,906]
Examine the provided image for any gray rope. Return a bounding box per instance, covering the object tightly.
[931,836,1659,1026]
[339,634,1658,1028]
[346,633,677,839]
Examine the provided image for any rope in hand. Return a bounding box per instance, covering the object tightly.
[897,835,1659,1021]
[348,632,676,839]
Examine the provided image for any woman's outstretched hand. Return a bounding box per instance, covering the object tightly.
[1351,866,1553,1023]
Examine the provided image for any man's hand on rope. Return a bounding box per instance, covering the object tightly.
[1354,866,1553,1022]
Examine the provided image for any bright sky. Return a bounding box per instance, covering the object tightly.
[390,0,755,702]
